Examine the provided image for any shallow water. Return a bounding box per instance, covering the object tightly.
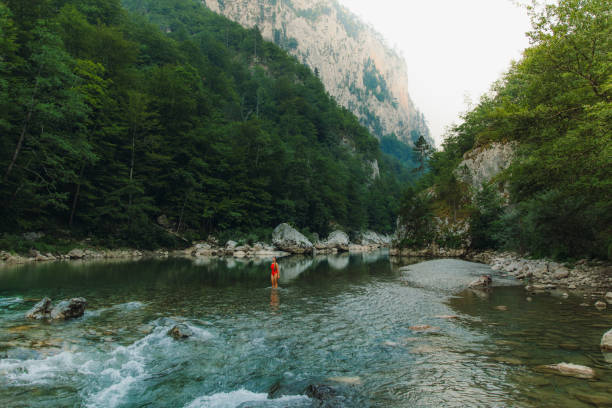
[0,253,610,407]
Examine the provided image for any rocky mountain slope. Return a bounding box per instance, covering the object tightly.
[200,0,432,147]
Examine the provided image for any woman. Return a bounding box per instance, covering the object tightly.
[270,257,280,288]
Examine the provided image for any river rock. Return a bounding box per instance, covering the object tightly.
[606,292,612,304]
[595,301,607,310]
[67,248,85,259]
[602,329,612,351]
[410,325,439,332]
[469,275,492,288]
[573,392,612,407]
[272,223,313,254]
[305,384,337,400]
[328,376,362,385]
[25,297,53,319]
[537,363,596,379]
[49,298,87,320]
[324,230,350,251]
[168,324,193,339]
[553,267,570,280]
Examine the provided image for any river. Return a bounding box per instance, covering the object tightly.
[0,252,611,407]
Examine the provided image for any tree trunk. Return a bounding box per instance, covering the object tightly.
[128,128,135,208]
[69,163,86,228]
[177,193,188,233]
[4,109,33,181]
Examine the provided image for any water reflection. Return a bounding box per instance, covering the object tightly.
[270,289,280,313]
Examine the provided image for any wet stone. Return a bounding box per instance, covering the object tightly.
[168,324,193,339]
[536,363,596,379]
[25,297,53,319]
[573,391,612,407]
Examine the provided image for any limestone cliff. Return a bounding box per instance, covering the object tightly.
[455,142,516,191]
[200,0,431,147]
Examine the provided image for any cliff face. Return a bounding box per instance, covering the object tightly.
[201,0,431,147]
[455,142,516,191]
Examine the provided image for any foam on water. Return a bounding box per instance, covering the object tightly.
[85,322,212,407]
[0,351,77,385]
[0,320,214,407]
[185,389,310,408]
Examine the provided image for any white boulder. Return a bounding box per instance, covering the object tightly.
[272,223,313,254]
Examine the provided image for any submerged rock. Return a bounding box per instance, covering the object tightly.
[305,384,337,400]
[601,329,612,351]
[327,376,362,385]
[409,325,440,332]
[25,297,53,319]
[536,363,596,379]
[573,392,612,407]
[168,324,193,339]
[49,298,87,320]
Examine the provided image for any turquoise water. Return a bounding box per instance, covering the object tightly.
[0,253,610,407]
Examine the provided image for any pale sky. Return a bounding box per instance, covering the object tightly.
[338,0,533,147]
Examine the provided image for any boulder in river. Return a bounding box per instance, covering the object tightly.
[49,298,87,320]
[324,230,350,251]
[67,248,85,259]
[468,275,492,288]
[272,223,313,254]
[601,329,612,351]
[536,363,596,379]
[168,324,194,339]
[25,297,53,319]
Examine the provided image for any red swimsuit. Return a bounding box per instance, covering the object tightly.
[271,263,279,276]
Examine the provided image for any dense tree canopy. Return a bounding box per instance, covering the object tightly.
[401,0,611,260]
[0,0,410,249]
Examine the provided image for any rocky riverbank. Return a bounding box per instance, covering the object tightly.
[0,248,159,266]
[465,250,612,294]
[390,246,611,296]
[0,223,392,266]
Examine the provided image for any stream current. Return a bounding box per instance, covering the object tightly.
[0,252,611,407]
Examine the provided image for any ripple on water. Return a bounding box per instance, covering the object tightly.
[0,297,23,307]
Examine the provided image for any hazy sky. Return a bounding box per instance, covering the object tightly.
[338,0,533,147]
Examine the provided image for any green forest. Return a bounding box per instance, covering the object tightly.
[0,0,412,251]
[400,0,611,260]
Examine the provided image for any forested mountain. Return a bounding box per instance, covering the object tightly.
[398,0,611,260]
[199,0,433,160]
[0,0,410,250]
